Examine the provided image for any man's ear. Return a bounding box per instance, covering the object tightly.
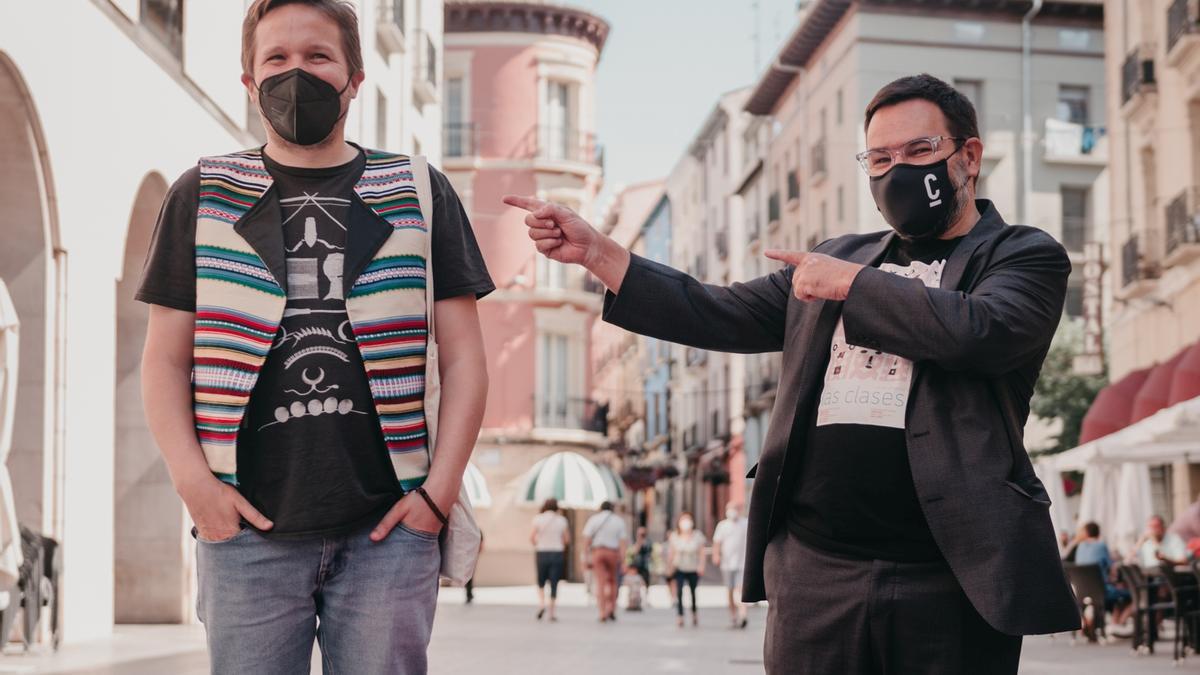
[348,69,366,100]
[963,137,984,185]
[241,72,258,104]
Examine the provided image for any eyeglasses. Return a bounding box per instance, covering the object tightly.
[855,135,964,177]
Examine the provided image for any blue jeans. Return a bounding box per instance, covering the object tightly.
[194,518,441,674]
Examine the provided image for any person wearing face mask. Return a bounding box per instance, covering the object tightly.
[712,502,749,628]
[667,512,707,628]
[505,73,1078,673]
[135,1,494,672]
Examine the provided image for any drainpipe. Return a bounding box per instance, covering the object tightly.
[1021,0,1044,225]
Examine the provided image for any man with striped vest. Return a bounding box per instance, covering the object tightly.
[137,2,492,672]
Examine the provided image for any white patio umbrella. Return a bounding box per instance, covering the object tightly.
[0,281,22,598]
[517,452,609,510]
[1110,462,1154,559]
[1077,463,1121,548]
[595,462,627,503]
[1034,461,1073,542]
[462,462,492,509]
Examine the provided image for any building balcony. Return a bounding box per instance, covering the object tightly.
[532,397,608,447]
[535,126,604,172]
[1165,187,1200,268]
[413,30,438,105]
[810,139,828,184]
[786,169,800,208]
[1119,230,1162,300]
[747,213,761,243]
[375,0,406,54]
[715,229,729,261]
[1042,119,1107,166]
[768,191,781,230]
[1166,0,1195,61]
[1120,45,1157,116]
[443,122,475,158]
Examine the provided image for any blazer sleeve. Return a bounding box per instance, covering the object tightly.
[840,228,1070,376]
[601,253,792,354]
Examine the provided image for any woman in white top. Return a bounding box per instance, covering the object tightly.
[667,511,707,628]
[530,498,570,621]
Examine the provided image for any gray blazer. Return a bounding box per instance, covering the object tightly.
[601,200,1080,635]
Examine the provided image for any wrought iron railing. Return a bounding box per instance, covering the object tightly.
[444,122,475,158]
[1166,187,1200,258]
[1168,0,1198,54]
[1121,45,1156,104]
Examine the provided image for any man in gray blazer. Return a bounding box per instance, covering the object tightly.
[506,73,1079,674]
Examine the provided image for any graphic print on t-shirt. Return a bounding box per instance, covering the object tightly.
[257,191,370,431]
[815,259,946,429]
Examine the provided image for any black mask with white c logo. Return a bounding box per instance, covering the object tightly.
[256,68,352,146]
[868,145,963,240]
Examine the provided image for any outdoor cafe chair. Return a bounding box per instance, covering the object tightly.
[1158,561,1200,664]
[1119,562,1174,655]
[1063,562,1110,644]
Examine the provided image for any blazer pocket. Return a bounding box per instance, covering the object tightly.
[1003,478,1052,506]
[746,463,758,479]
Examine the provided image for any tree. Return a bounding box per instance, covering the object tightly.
[1030,318,1108,456]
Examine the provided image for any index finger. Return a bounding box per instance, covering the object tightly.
[502,194,548,213]
[763,248,806,266]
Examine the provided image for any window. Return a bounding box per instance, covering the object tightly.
[538,255,566,290]
[836,88,844,125]
[1057,85,1090,125]
[445,77,468,156]
[1065,278,1084,318]
[375,89,388,149]
[538,334,571,428]
[141,0,184,59]
[836,185,844,224]
[1061,186,1089,252]
[954,79,984,130]
[543,81,572,160]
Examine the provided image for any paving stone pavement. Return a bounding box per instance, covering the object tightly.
[0,583,1190,673]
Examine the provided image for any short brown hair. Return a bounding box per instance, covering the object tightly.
[241,0,363,78]
[863,73,980,141]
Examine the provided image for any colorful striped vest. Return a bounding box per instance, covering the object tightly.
[193,148,431,490]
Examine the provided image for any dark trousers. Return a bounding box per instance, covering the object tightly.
[536,551,565,599]
[764,529,1022,675]
[674,570,699,616]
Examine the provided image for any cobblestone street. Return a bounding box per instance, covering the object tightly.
[0,583,1190,674]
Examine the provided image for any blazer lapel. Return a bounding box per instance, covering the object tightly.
[232,185,288,296]
[941,200,1005,292]
[344,194,394,292]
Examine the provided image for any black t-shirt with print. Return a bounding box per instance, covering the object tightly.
[136,148,494,539]
[788,234,963,562]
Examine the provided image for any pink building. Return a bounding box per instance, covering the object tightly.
[442,1,611,585]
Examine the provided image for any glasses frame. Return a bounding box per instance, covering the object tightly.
[855,135,966,176]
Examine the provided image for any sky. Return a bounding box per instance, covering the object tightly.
[574,0,805,206]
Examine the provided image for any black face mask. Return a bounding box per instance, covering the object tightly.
[256,68,352,146]
[869,145,964,240]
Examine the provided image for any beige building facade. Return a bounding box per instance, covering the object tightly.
[1102,0,1200,517]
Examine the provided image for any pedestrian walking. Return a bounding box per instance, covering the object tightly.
[582,501,628,623]
[506,72,1079,673]
[667,512,706,628]
[137,2,493,672]
[713,502,749,628]
[530,498,569,621]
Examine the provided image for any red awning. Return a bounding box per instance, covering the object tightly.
[1131,350,1187,423]
[1170,340,1200,406]
[1079,367,1153,444]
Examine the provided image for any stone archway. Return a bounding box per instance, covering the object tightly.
[114,172,191,623]
[0,51,64,541]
